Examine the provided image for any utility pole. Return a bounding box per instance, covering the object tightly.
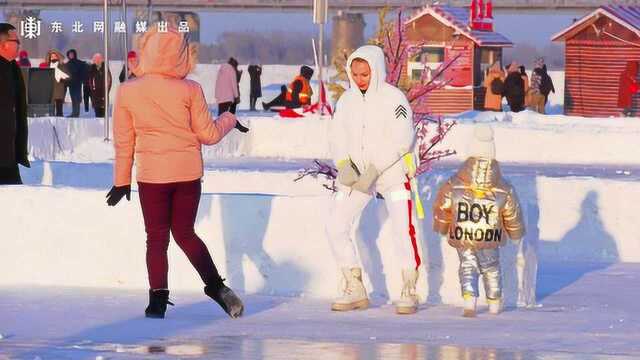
[313,0,328,114]
[104,0,110,141]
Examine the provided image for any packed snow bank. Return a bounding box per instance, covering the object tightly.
[3,164,638,306]
[28,110,640,165]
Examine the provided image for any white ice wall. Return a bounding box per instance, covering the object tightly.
[2,166,637,307]
[27,113,640,166]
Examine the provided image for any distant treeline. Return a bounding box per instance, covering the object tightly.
[504,43,565,71]
[16,29,563,70]
[17,30,328,65]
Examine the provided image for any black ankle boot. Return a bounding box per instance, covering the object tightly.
[145,289,174,319]
[204,283,244,318]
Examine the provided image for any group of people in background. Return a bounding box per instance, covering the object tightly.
[14,47,113,118]
[214,58,314,113]
[483,57,555,114]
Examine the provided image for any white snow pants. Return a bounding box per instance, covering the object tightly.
[326,182,421,270]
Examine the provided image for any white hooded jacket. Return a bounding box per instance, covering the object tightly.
[330,45,415,191]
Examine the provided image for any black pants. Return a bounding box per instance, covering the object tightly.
[507,97,524,113]
[0,165,22,185]
[94,106,105,118]
[83,86,91,112]
[69,89,82,117]
[250,96,259,111]
[218,102,237,116]
[263,86,298,110]
[55,100,64,117]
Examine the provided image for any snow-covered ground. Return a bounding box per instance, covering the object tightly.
[2,65,639,358]
[1,263,638,359]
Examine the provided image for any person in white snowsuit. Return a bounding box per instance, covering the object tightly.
[327,45,422,315]
[432,124,525,317]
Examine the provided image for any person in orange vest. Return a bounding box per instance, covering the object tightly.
[262,65,313,111]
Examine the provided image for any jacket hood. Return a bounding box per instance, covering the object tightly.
[456,157,502,189]
[346,45,387,94]
[137,27,194,79]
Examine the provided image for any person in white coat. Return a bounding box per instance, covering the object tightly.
[327,45,421,315]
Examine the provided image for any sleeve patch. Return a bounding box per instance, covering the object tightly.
[395,105,407,119]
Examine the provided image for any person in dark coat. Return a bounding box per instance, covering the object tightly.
[540,64,555,106]
[65,49,87,117]
[87,53,112,117]
[262,65,314,110]
[228,57,242,107]
[618,61,638,117]
[503,62,525,113]
[83,61,92,113]
[248,63,262,111]
[119,50,139,83]
[0,23,30,185]
[44,49,70,117]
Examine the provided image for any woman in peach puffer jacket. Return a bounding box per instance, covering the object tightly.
[106,26,246,320]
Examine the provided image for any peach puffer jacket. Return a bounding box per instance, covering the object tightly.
[113,28,237,186]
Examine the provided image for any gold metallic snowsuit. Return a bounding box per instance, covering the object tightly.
[432,158,525,299]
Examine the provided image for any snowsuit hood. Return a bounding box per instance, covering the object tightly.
[346,45,387,94]
[456,157,502,189]
[137,27,194,79]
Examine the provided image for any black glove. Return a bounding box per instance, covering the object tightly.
[106,185,131,206]
[235,120,249,133]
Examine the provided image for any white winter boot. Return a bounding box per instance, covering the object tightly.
[331,268,369,311]
[463,293,477,318]
[488,298,502,315]
[395,269,419,315]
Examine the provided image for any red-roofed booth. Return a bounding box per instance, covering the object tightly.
[404,1,513,114]
[552,5,640,117]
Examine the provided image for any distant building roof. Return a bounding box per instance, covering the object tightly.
[406,5,513,47]
[552,5,640,41]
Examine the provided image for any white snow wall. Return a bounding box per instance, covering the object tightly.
[2,168,638,307]
[26,113,640,165]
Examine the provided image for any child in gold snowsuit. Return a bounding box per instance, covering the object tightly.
[432,124,525,317]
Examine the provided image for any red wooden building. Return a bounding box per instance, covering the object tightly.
[552,5,640,117]
[404,2,512,114]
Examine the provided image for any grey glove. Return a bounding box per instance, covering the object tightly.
[352,164,379,194]
[337,159,360,187]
